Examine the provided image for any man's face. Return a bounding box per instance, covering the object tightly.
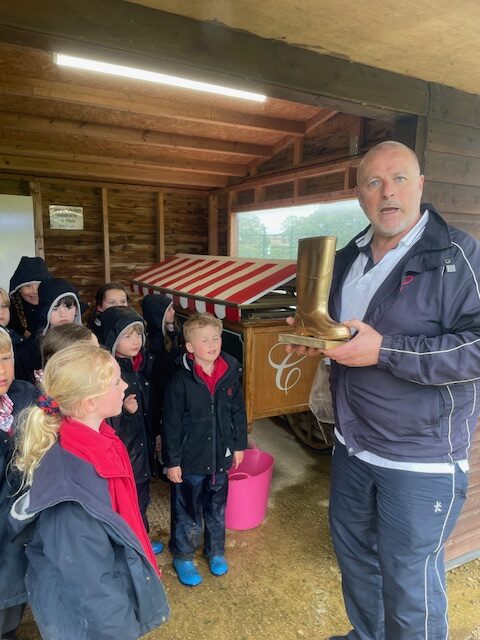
[356,145,425,240]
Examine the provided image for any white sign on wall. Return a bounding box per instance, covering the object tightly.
[49,205,84,230]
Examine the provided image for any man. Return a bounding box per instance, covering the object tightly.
[290,141,480,639]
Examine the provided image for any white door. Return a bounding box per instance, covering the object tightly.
[0,194,35,291]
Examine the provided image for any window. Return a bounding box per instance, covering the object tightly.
[234,198,367,259]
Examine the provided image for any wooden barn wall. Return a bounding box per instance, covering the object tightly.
[107,188,157,287]
[421,85,480,565]
[164,192,209,256]
[254,114,413,178]
[39,181,104,308]
[0,174,208,309]
[422,85,480,241]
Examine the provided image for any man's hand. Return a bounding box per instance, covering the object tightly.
[283,316,325,357]
[167,466,183,483]
[323,320,382,367]
[233,450,245,468]
[123,394,138,414]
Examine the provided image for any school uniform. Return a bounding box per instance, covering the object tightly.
[8,256,51,339]
[141,294,183,441]
[14,278,83,384]
[0,379,37,639]
[101,306,156,531]
[9,419,169,640]
[163,351,247,559]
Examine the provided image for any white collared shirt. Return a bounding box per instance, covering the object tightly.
[340,211,429,323]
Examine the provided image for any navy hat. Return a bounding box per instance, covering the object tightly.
[9,257,51,294]
[38,278,84,335]
[100,306,145,355]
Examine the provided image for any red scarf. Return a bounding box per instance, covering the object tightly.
[194,355,229,395]
[59,417,159,574]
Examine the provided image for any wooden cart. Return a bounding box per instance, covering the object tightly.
[131,253,327,446]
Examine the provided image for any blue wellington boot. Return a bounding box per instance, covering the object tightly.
[173,559,203,586]
[151,541,164,554]
[209,555,229,576]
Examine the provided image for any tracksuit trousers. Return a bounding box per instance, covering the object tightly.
[329,441,468,640]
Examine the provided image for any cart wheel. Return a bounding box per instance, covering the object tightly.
[284,411,334,451]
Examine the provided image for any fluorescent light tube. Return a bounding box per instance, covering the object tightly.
[54,53,267,102]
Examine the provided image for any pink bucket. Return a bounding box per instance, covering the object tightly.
[225,448,274,530]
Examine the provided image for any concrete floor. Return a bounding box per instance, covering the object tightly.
[18,418,480,640]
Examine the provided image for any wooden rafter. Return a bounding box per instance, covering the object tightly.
[0,75,306,135]
[0,154,227,188]
[0,111,273,159]
[0,140,249,177]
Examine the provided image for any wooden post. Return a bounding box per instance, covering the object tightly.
[293,138,304,166]
[227,191,237,256]
[101,187,111,281]
[156,191,165,262]
[29,180,45,259]
[208,193,218,255]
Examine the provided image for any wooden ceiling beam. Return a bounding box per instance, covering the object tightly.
[0,75,305,135]
[0,140,249,177]
[0,111,271,159]
[0,1,428,118]
[0,153,227,188]
[305,108,338,133]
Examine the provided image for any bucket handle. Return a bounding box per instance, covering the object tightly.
[229,472,249,481]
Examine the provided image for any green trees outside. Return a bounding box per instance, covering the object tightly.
[237,201,367,259]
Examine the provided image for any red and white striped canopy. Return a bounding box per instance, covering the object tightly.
[131,254,296,321]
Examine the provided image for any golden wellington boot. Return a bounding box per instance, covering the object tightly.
[279,236,350,349]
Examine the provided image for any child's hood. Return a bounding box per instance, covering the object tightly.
[37,278,83,334]
[100,306,145,354]
[9,256,51,294]
[141,294,173,337]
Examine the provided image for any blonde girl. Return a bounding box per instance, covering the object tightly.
[10,342,169,640]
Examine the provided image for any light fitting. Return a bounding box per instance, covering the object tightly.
[54,53,267,102]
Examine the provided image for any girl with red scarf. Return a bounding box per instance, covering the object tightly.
[10,342,169,640]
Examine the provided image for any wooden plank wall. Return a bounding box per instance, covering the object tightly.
[39,181,104,307]
[422,91,480,241]
[107,188,157,286]
[0,174,208,310]
[421,85,480,564]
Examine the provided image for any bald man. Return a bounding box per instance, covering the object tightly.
[316,142,480,639]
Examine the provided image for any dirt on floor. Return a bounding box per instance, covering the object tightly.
[18,418,480,640]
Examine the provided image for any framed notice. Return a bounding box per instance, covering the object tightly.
[49,205,84,230]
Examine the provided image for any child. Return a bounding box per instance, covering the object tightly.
[0,327,37,640]
[10,342,170,640]
[0,287,23,348]
[15,278,84,384]
[87,282,130,340]
[141,294,184,445]
[100,306,163,554]
[33,323,98,384]
[8,256,51,339]
[163,312,247,586]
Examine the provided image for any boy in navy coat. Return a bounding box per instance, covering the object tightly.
[163,312,247,586]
